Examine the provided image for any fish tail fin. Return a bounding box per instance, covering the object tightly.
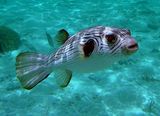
[16,52,52,90]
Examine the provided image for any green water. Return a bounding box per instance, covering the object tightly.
[0,0,160,115]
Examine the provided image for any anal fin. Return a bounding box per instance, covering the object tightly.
[55,69,72,88]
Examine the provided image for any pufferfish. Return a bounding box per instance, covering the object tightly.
[16,26,138,90]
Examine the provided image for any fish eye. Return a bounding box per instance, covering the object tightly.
[105,34,117,44]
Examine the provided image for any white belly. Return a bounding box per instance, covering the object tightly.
[64,55,119,73]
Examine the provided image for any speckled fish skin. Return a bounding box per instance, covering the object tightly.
[48,26,138,72]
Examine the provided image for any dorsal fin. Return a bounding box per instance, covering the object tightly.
[46,29,69,48]
[55,29,69,45]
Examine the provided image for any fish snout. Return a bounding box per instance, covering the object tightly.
[124,38,138,54]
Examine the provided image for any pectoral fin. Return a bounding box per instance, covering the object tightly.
[46,31,54,47]
[46,29,69,48]
[55,69,72,88]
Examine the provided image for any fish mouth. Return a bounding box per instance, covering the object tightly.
[127,43,138,51]
[124,43,138,55]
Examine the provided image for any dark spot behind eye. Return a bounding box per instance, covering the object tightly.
[83,39,95,57]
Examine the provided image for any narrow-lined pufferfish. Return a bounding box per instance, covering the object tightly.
[16,26,138,90]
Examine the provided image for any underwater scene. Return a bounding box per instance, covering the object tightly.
[0,0,160,115]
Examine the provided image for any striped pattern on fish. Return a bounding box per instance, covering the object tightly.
[16,26,138,90]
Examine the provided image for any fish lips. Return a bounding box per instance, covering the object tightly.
[123,42,138,55]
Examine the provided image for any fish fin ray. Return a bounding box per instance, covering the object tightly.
[55,29,69,45]
[55,69,72,88]
[46,29,69,48]
[16,52,52,90]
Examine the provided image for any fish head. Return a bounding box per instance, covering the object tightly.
[101,27,138,56]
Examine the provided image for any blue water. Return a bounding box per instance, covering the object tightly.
[0,0,160,115]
